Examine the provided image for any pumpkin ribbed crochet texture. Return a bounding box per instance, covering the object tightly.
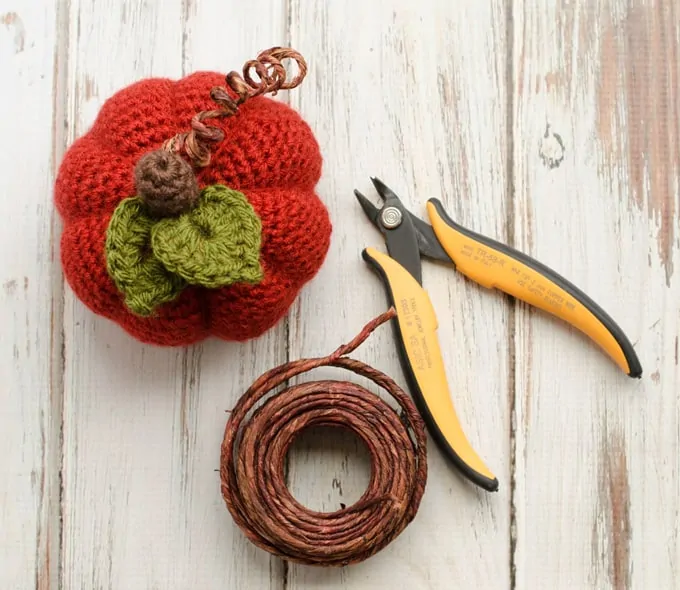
[55,69,331,346]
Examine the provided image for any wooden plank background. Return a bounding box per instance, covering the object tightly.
[0,0,677,588]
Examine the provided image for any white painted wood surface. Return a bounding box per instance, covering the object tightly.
[0,3,61,589]
[512,3,679,589]
[0,1,677,589]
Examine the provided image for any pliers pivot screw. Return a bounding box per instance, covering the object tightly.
[381,206,402,229]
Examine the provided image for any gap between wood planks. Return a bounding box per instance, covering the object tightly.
[504,2,518,588]
[46,0,71,588]
[282,2,293,587]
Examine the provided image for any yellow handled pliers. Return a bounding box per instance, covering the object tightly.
[356,177,642,492]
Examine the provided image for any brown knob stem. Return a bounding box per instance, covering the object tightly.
[134,150,200,217]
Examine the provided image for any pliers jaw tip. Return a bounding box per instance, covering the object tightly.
[369,176,400,202]
[354,189,383,231]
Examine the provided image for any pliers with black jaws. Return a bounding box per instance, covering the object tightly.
[355,177,642,493]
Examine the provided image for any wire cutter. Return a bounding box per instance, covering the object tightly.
[355,177,642,492]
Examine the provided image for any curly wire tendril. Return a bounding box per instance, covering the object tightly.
[163,47,308,167]
[219,308,428,567]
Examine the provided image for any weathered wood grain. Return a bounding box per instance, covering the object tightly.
[58,1,285,588]
[0,2,62,588]
[512,1,679,588]
[286,1,512,587]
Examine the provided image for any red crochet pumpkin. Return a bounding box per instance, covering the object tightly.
[55,50,331,346]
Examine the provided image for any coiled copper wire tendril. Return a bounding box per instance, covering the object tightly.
[163,47,307,167]
[220,308,428,566]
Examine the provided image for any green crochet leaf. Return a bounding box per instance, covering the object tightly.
[151,185,264,289]
[105,198,186,316]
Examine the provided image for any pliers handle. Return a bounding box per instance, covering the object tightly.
[357,178,642,493]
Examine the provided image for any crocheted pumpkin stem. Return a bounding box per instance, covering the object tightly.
[134,150,200,217]
[162,47,307,167]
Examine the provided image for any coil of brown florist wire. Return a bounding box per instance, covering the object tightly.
[219,308,427,566]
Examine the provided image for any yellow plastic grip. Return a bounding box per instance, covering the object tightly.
[426,201,640,377]
[363,247,498,491]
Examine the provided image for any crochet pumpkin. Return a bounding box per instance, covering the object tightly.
[55,48,331,346]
